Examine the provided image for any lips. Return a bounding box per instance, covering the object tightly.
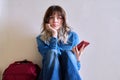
[53,23,58,26]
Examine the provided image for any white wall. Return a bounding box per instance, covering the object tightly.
[0,0,120,80]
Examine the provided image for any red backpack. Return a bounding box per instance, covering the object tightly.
[2,60,41,80]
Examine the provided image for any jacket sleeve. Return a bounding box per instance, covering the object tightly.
[71,32,81,70]
[36,36,58,57]
[72,32,80,47]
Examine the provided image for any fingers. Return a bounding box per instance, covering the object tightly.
[73,46,80,57]
[46,24,56,32]
[79,44,85,55]
[75,46,79,55]
[72,45,85,61]
[75,46,81,61]
[45,24,57,38]
[46,24,51,31]
[80,44,85,52]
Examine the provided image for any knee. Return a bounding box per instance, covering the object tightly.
[44,49,58,61]
[61,50,75,59]
[61,50,73,61]
[46,49,57,57]
[61,50,78,68]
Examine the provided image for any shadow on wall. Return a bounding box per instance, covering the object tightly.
[0,20,42,79]
[6,20,42,65]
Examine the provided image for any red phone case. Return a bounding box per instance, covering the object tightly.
[77,40,90,50]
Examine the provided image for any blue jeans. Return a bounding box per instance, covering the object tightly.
[38,50,81,80]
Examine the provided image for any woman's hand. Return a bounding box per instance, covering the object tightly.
[46,24,58,38]
[72,44,85,61]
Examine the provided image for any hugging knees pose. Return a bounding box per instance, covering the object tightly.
[36,5,85,80]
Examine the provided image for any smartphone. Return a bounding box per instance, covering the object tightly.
[77,40,90,50]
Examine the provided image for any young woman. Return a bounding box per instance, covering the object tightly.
[36,5,85,80]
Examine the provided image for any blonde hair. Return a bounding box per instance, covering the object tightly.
[40,5,71,44]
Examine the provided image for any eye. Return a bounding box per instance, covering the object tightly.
[49,16,54,19]
[57,16,63,19]
[49,16,63,20]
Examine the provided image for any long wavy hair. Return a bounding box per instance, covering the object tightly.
[40,5,71,44]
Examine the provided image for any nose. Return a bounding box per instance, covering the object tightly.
[53,17,58,22]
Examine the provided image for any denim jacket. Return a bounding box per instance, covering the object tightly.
[36,31,81,70]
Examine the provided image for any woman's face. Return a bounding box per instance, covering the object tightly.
[49,13,63,30]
